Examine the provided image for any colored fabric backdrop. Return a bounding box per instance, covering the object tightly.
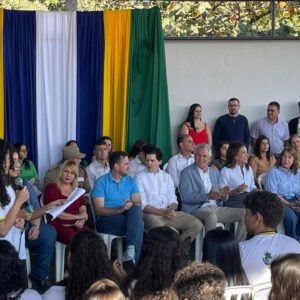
[76,11,104,161]
[0,9,4,138]
[3,10,37,162]
[102,10,131,151]
[36,11,77,182]
[126,7,171,162]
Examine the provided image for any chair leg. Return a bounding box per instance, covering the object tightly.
[25,248,32,288]
[195,229,204,261]
[116,238,123,261]
[55,242,66,282]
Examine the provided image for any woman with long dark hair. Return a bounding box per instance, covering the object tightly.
[220,142,256,208]
[203,229,249,286]
[180,103,212,146]
[211,140,229,170]
[43,231,113,300]
[248,135,276,183]
[123,226,188,299]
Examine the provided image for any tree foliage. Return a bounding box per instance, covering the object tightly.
[1,0,300,38]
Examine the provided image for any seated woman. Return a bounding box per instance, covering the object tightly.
[179,103,212,146]
[203,229,249,286]
[211,140,229,170]
[43,231,114,300]
[117,226,188,300]
[0,139,28,261]
[265,147,300,240]
[44,160,89,244]
[220,142,256,208]
[289,134,300,168]
[14,142,40,188]
[0,240,42,300]
[248,135,276,186]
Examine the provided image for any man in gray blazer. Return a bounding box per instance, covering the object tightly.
[179,143,246,241]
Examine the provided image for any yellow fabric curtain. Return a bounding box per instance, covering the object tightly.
[102,10,131,151]
[0,9,4,138]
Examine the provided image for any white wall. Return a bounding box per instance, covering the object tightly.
[165,40,300,153]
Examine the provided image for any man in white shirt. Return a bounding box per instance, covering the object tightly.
[136,147,203,242]
[166,134,195,188]
[250,101,289,157]
[239,191,300,286]
[86,140,110,189]
[179,143,246,241]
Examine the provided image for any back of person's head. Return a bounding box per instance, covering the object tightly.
[173,261,226,300]
[269,253,300,300]
[83,279,125,300]
[130,226,188,299]
[244,191,283,228]
[108,151,127,170]
[65,231,112,300]
[203,229,249,286]
[0,240,27,300]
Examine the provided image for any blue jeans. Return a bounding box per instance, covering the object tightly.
[283,205,300,240]
[25,223,57,280]
[96,205,144,261]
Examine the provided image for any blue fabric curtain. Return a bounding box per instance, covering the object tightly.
[3,10,37,164]
[76,11,104,161]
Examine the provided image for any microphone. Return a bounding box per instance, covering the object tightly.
[15,177,33,213]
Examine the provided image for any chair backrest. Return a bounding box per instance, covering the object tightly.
[252,282,271,300]
[257,172,267,190]
[224,285,253,300]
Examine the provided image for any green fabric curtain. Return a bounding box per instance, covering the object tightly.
[126,6,171,162]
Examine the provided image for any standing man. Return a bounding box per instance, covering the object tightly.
[136,147,203,243]
[288,101,300,135]
[86,140,110,189]
[239,191,300,286]
[250,101,289,157]
[179,143,246,241]
[166,134,195,188]
[213,98,250,149]
[91,151,144,263]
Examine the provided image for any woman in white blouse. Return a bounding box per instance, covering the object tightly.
[220,142,256,208]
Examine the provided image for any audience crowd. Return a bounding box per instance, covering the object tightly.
[1,98,300,299]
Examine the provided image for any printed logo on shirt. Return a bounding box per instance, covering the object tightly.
[262,251,273,266]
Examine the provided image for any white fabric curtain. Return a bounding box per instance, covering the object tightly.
[36,12,77,187]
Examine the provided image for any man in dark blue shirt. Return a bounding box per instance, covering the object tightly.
[213,98,250,150]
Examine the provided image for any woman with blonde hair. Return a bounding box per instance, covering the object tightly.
[269,253,300,300]
[83,279,125,300]
[289,134,300,167]
[44,160,89,244]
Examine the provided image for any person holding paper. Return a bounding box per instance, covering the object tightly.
[44,160,89,244]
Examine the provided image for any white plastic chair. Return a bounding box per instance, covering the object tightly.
[224,285,253,300]
[86,194,125,261]
[252,282,272,300]
[25,247,32,287]
[257,173,267,190]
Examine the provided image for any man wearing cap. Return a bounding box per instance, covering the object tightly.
[288,102,300,135]
[44,146,90,192]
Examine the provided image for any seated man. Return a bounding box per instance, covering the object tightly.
[239,191,300,286]
[86,139,110,189]
[179,143,246,241]
[44,145,90,192]
[136,147,203,243]
[91,151,144,263]
[166,134,195,188]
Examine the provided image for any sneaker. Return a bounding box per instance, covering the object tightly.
[122,245,135,264]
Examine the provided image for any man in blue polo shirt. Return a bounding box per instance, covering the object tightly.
[91,151,144,263]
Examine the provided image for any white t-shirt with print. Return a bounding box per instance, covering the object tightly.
[239,233,300,285]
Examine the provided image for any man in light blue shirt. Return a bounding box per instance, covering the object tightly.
[91,151,144,263]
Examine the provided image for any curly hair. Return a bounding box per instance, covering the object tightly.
[0,240,27,299]
[65,231,113,300]
[269,253,300,300]
[173,261,226,300]
[128,226,188,300]
[0,139,11,207]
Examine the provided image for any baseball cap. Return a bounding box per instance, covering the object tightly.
[62,146,86,160]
